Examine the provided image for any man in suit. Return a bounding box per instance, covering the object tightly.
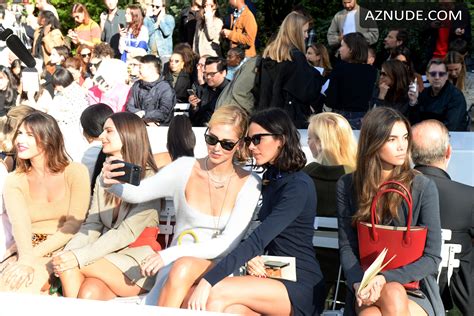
[411,119,473,315]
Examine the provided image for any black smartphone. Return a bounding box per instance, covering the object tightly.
[111,160,142,186]
[119,23,125,29]
[264,260,290,269]
[406,289,426,299]
[187,88,196,96]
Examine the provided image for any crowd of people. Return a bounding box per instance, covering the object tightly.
[0,0,472,315]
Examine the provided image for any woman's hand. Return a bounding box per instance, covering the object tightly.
[140,252,164,277]
[101,156,126,185]
[354,275,386,307]
[52,251,79,275]
[1,262,34,290]
[188,278,212,311]
[378,82,390,100]
[246,256,267,278]
[119,26,127,38]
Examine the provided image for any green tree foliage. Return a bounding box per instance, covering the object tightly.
[50,0,472,58]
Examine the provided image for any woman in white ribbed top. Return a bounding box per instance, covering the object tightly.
[101,105,261,307]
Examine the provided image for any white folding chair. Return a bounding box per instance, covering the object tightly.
[437,229,461,286]
[313,217,344,316]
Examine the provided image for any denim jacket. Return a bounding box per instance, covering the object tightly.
[144,14,175,57]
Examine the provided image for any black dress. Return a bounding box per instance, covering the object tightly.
[204,166,325,315]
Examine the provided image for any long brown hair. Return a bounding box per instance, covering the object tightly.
[127,5,144,39]
[353,107,415,224]
[445,51,466,91]
[103,112,158,205]
[381,59,410,103]
[71,3,91,24]
[13,112,70,173]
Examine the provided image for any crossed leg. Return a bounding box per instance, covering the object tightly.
[158,256,213,307]
[60,258,145,300]
[203,275,292,315]
[357,282,428,316]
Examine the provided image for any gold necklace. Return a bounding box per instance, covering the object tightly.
[207,168,232,239]
[205,157,233,189]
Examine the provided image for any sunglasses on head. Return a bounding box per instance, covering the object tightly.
[204,130,240,151]
[244,133,280,146]
[428,71,447,78]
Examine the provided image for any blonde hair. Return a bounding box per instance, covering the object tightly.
[307,112,356,171]
[262,12,309,62]
[208,105,249,161]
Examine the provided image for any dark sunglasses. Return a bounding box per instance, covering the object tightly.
[81,53,91,58]
[428,71,447,78]
[89,60,102,68]
[204,131,240,151]
[151,4,161,8]
[244,133,280,146]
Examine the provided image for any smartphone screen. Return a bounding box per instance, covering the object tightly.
[187,89,196,96]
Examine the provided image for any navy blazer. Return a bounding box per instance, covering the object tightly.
[415,165,474,315]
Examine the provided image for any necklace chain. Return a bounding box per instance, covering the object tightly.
[205,158,233,238]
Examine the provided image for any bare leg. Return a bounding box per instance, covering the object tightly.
[78,258,145,299]
[357,282,427,316]
[78,277,117,300]
[158,256,213,307]
[205,275,292,315]
[59,267,85,298]
[224,304,261,315]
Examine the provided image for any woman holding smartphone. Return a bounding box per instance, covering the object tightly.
[101,105,261,306]
[336,107,443,315]
[53,112,161,300]
[188,108,325,315]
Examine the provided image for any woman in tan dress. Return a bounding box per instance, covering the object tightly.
[0,112,90,293]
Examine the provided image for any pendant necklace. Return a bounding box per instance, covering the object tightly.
[206,159,233,238]
[205,157,233,189]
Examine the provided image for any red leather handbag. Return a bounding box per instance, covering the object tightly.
[357,181,427,290]
[129,227,162,252]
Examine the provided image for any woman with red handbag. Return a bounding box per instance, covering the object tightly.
[336,107,444,315]
[52,112,161,299]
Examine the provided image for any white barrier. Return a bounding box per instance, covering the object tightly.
[0,292,229,316]
[147,126,474,186]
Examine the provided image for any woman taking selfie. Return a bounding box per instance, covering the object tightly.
[336,107,443,315]
[53,112,161,300]
[101,105,261,306]
[0,112,90,293]
[188,108,325,315]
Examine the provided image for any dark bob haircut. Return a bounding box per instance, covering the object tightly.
[80,103,114,138]
[167,115,195,160]
[249,108,306,172]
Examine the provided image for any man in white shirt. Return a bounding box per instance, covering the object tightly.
[327,0,378,49]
